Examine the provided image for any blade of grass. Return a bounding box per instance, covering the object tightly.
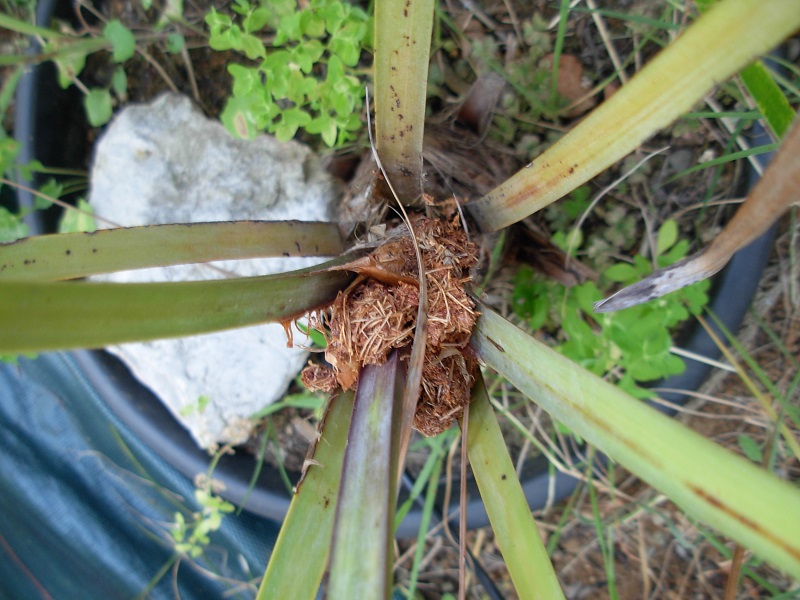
[328,351,405,599]
[468,0,800,231]
[0,38,109,67]
[572,5,682,31]
[257,390,354,600]
[265,421,294,496]
[0,65,22,124]
[740,61,796,139]
[700,312,800,460]
[374,0,435,204]
[394,431,454,531]
[683,110,761,119]
[666,143,779,181]
[0,254,359,353]
[405,436,447,599]
[0,12,77,40]
[471,305,800,579]
[549,0,571,111]
[588,471,618,600]
[467,376,566,600]
[697,0,797,142]
[0,221,344,281]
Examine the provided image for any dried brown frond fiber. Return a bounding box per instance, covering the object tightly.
[302,215,479,436]
[301,363,339,394]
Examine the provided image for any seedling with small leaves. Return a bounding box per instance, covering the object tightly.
[207,0,371,145]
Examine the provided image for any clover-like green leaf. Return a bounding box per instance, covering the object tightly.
[84,88,113,127]
[0,208,27,243]
[274,108,311,141]
[103,20,136,63]
[656,219,679,256]
[306,116,338,147]
[243,7,270,33]
[204,9,232,29]
[241,33,266,59]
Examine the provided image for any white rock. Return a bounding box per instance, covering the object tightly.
[89,93,335,449]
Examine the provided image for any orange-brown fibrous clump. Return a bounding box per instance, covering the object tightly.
[300,363,339,394]
[301,216,479,436]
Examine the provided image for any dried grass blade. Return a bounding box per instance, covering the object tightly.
[595,116,800,312]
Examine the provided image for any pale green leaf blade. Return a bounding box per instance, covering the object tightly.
[0,221,343,281]
[328,352,404,599]
[0,257,357,353]
[740,60,796,139]
[0,12,69,40]
[257,390,354,600]
[471,305,800,579]
[467,377,566,600]
[468,0,800,231]
[374,0,435,204]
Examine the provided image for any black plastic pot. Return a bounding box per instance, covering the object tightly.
[15,0,776,537]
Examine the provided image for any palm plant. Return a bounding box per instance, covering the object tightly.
[2,0,800,597]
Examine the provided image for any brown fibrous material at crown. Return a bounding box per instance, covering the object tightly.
[303,215,479,437]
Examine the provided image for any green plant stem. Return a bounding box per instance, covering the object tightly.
[588,472,618,600]
[373,0,435,205]
[0,221,344,281]
[0,257,358,353]
[467,377,565,600]
[0,37,109,66]
[471,305,800,579]
[0,12,73,39]
[406,437,446,598]
[328,352,405,599]
[549,0,571,111]
[257,390,354,600]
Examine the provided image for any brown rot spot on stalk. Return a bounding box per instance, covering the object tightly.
[487,337,505,353]
[688,484,800,562]
[302,216,480,437]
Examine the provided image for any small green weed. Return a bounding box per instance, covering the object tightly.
[513,218,711,396]
[249,388,326,421]
[45,17,138,127]
[170,473,235,558]
[0,7,189,127]
[206,0,372,146]
[179,395,211,418]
